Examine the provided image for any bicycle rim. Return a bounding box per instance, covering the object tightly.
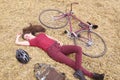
[39,9,68,29]
[75,30,107,58]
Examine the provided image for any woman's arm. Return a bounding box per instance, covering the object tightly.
[15,33,30,46]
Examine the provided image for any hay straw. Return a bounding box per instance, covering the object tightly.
[0,0,120,80]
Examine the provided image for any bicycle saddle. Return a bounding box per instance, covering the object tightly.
[87,22,98,29]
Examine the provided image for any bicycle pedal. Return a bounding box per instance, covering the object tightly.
[64,30,68,34]
[77,34,81,37]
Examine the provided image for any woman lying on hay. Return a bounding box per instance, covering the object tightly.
[15,23,104,80]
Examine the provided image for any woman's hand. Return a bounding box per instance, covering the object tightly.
[16,33,22,38]
[15,33,21,44]
[15,33,30,46]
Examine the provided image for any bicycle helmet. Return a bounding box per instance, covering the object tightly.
[16,49,30,64]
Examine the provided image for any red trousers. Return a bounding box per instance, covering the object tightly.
[47,42,93,78]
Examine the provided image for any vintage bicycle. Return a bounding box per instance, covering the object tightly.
[39,2,107,58]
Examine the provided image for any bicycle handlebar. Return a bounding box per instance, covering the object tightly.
[71,2,79,5]
[70,2,79,11]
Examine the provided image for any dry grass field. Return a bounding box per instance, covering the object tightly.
[0,0,120,80]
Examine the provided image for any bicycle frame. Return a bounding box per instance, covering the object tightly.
[66,12,90,32]
[54,4,92,43]
[67,2,91,32]
[53,2,95,46]
[66,12,92,45]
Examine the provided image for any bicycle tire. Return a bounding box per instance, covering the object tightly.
[75,30,107,58]
[39,9,68,29]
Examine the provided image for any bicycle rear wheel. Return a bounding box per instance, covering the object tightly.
[75,30,107,58]
[39,9,68,29]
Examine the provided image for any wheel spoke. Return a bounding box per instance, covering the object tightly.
[39,9,68,29]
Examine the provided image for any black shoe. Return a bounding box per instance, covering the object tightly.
[73,70,86,80]
[93,73,105,80]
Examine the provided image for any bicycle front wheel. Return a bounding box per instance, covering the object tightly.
[39,9,68,29]
[75,30,107,58]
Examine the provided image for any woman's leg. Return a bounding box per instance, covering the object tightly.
[47,45,93,78]
[47,45,76,69]
[60,45,93,78]
[60,45,82,69]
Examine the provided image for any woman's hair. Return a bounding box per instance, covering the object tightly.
[22,23,46,39]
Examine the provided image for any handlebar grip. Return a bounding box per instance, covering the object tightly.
[71,2,79,5]
[73,2,79,4]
